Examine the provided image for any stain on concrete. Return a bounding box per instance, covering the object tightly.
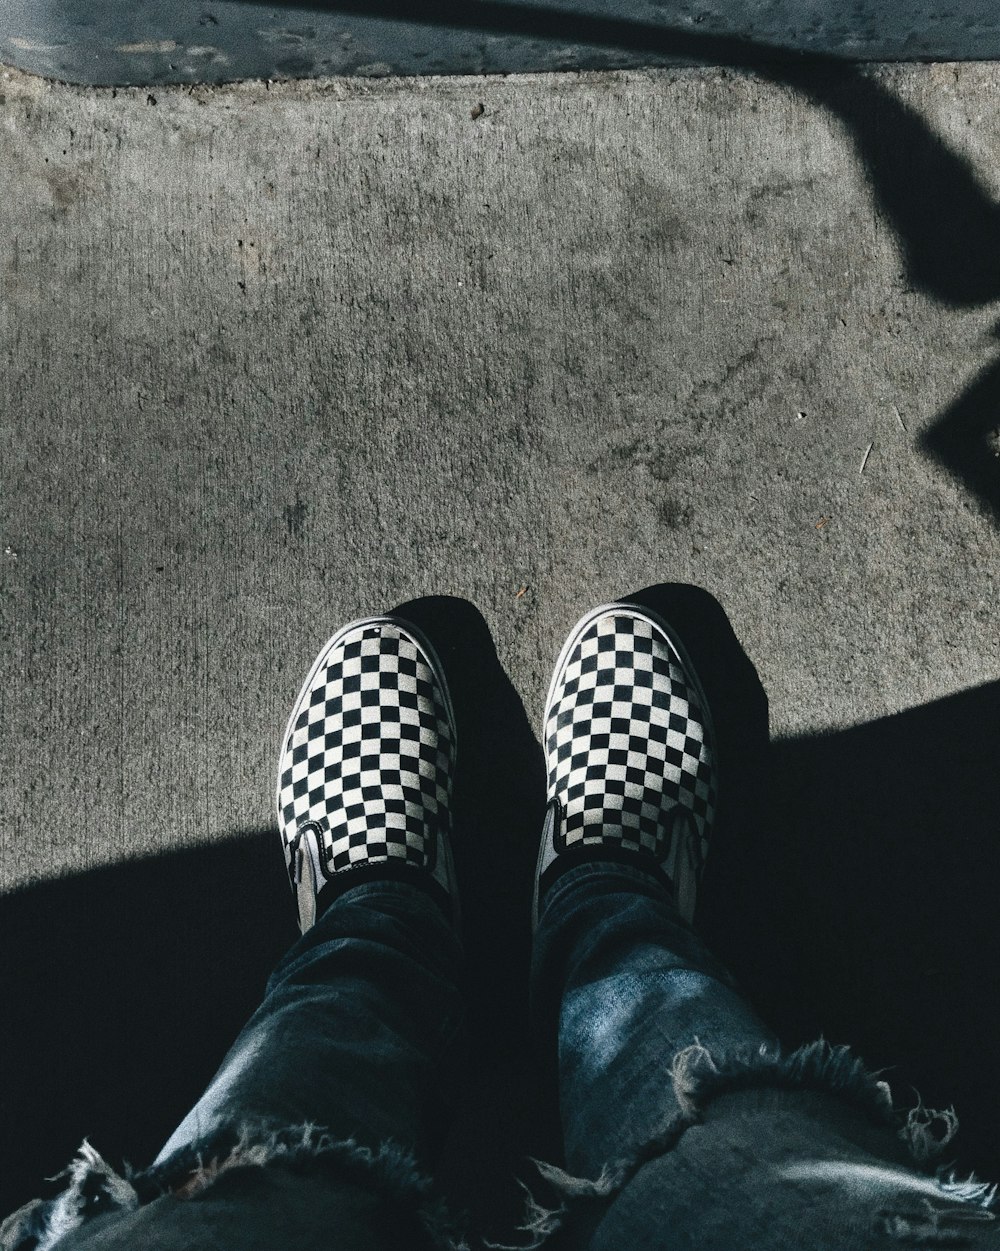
[745,176,819,225]
[354,62,394,78]
[647,436,702,484]
[275,58,316,78]
[7,37,67,53]
[46,167,85,212]
[284,495,307,540]
[116,40,178,54]
[658,498,695,529]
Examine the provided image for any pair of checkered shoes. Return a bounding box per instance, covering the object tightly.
[277,602,716,934]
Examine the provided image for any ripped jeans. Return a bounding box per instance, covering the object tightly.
[9,864,997,1251]
[155,876,468,1172]
[527,864,997,1248]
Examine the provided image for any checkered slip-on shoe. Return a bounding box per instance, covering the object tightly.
[276,616,459,934]
[533,601,717,929]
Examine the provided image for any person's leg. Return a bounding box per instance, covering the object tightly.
[154,873,466,1166]
[532,856,775,1178]
[529,600,774,1176]
[526,602,998,1250]
[7,617,469,1251]
[155,614,468,1171]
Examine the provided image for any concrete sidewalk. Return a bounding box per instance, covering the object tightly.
[2,60,999,893]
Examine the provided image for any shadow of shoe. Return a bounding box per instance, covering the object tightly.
[623,582,772,956]
[389,594,554,1239]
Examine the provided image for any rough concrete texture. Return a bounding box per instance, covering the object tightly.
[2,61,1000,896]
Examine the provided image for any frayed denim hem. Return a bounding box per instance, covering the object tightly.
[494,1038,998,1251]
[0,1123,469,1251]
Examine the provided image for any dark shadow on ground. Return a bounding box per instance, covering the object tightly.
[920,343,1000,525]
[383,595,552,1235]
[0,833,296,1218]
[3,589,1000,1235]
[725,678,1000,1185]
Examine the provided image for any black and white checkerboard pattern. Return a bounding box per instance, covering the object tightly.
[544,611,715,859]
[277,624,453,882]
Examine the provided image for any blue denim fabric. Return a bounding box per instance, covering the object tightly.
[527,862,999,1250]
[155,877,468,1169]
[9,860,997,1251]
[530,860,779,1177]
